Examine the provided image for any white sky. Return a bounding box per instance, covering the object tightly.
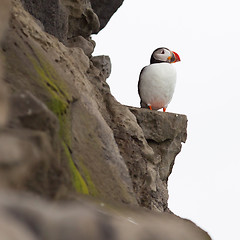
[92,1,240,239]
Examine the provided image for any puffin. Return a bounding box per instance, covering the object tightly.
[138,47,181,112]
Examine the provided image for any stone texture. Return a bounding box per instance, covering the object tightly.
[91,55,112,79]
[129,108,187,210]
[20,0,124,39]
[0,57,8,128]
[0,192,211,240]
[129,107,187,181]
[19,0,124,54]
[0,0,10,41]
[90,0,124,32]
[9,91,59,136]
[66,36,96,56]
[0,0,10,127]
[63,0,100,39]
[0,129,52,189]
[0,91,72,196]
[2,0,137,205]
[0,211,37,240]
[20,0,100,42]
[20,0,68,43]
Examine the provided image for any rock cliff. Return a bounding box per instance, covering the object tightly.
[0,0,211,239]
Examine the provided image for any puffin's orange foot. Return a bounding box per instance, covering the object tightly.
[148,105,152,110]
[163,107,166,112]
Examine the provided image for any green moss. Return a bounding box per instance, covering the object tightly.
[47,98,71,145]
[27,50,97,196]
[26,50,90,193]
[28,52,71,146]
[78,160,98,197]
[62,141,89,194]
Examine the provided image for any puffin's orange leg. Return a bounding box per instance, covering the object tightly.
[163,107,166,112]
[148,105,152,110]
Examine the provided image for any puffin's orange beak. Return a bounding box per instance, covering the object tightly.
[172,51,181,63]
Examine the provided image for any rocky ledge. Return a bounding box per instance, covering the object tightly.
[0,0,211,239]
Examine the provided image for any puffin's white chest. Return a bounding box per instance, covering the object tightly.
[139,63,176,110]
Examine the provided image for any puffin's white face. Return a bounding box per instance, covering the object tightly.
[153,48,172,62]
[150,47,181,64]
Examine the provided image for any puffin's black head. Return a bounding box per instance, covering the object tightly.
[150,47,181,64]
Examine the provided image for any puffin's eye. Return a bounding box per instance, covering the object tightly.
[161,50,165,54]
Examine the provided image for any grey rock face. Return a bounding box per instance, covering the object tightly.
[20,0,68,42]
[90,0,124,32]
[0,91,70,195]
[91,55,112,79]
[66,36,96,56]
[19,0,124,54]
[63,0,100,39]
[0,0,10,41]
[3,0,137,204]
[20,0,100,47]
[0,192,211,240]
[128,108,187,211]
[0,0,10,127]
[130,108,187,181]
[0,56,8,128]
[9,91,59,134]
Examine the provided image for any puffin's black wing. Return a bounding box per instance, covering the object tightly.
[138,67,148,108]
